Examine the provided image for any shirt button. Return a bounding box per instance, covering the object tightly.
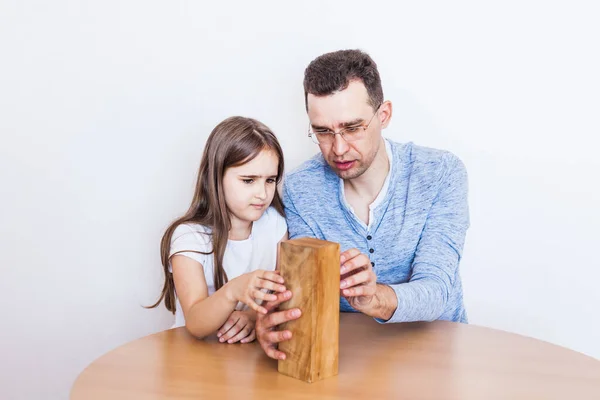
[367,235,372,240]
[371,262,375,267]
[369,248,374,254]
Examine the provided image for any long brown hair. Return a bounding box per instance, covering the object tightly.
[148,116,285,313]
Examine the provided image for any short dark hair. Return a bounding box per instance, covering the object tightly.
[303,49,384,111]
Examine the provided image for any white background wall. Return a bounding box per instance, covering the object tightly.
[1,1,599,399]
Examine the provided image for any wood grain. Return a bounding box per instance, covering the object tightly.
[71,314,600,400]
[276,237,340,383]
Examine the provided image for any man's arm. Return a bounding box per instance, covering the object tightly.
[382,153,470,323]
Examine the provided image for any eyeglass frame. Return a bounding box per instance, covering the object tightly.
[307,103,382,145]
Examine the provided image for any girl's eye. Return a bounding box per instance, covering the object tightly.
[242,179,254,184]
[266,178,276,184]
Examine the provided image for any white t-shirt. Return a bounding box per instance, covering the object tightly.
[168,207,287,328]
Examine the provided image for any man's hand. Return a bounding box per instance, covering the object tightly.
[255,290,302,360]
[340,248,398,320]
[340,249,378,306]
[217,309,256,344]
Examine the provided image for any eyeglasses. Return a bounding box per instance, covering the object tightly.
[308,104,381,145]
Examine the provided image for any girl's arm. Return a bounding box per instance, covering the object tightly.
[217,231,291,343]
[172,255,286,339]
[171,255,237,339]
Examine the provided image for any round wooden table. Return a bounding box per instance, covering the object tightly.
[71,313,600,399]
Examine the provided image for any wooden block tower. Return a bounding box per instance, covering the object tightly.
[277,238,340,383]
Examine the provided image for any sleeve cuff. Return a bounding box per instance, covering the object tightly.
[374,284,405,324]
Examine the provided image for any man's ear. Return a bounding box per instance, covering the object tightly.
[379,101,393,129]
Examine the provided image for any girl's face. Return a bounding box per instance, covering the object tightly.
[222,149,279,226]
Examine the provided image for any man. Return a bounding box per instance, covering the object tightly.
[258,49,469,360]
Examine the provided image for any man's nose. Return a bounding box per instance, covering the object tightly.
[332,133,349,156]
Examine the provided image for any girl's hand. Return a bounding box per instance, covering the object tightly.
[217,310,256,344]
[225,270,286,314]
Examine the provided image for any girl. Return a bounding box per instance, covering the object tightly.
[149,116,288,344]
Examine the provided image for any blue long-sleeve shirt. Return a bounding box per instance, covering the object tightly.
[282,139,469,323]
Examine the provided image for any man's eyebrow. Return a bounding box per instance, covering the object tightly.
[311,118,364,130]
[339,118,365,128]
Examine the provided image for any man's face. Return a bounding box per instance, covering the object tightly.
[307,81,383,180]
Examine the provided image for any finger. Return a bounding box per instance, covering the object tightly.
[342,283,377,298]
[257,278,287,293]
[258,270,285,284]
[340,253,370,274]
[251,289,278,302]
[241,329,256,344]
[262,308,301,330]
[227,325,253,344]
[217,315,240,338]
[340,248,361,264]
[258,330,292,360]
[262,329,293,346]
[340,269,373,289]
[220,319,246,342]
[262,290,292,313]
[264,344,288,361]
[245,296,268,315]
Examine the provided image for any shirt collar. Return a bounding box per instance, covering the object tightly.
[339,138,394,230]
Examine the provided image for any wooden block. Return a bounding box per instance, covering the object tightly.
[277,237,340,383]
